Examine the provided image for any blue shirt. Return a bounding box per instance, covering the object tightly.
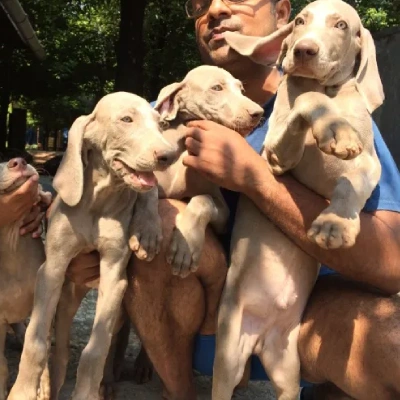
[219,95,400,276]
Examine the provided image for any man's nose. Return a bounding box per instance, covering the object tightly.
[7,157,27,171]
[207,0,232,19]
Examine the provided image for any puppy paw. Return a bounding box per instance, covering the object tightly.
[307,211,360,249]
[133,347,153,385]
[166,216,205,278]
[314,118,363,160]
[130,215,163,262]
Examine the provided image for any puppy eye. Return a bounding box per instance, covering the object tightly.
[211,84,223,91]
[121,116,133,123]
[335,21,348,30]
[295,17,305,26]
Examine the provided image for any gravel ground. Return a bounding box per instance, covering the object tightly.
[5,290,281,400]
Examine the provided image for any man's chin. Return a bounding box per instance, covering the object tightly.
[207,45,241,67]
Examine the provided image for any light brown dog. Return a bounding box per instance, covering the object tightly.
[8,92,178,400]
[0,158,52,400]
[131,65,264,278]
[212,1,384,399]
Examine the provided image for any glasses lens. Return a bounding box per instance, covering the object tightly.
[185,0,210,18]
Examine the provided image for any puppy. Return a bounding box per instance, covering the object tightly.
[0,158,51,400]
[8,92,177,400]
[212,1,384,399]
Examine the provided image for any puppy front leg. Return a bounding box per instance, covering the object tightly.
[167,191,229,278]
[308,163,381,249]
[293,92,363,160]
[71,248,130,400]
[129,187,162,262]
[264,109,310,175]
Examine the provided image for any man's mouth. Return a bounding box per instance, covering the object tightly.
[113,159,158,190]
[208,27,236,43]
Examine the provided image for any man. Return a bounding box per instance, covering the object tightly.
[68,0,400,399]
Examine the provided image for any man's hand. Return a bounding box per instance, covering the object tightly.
[66,251,101,286]
[0,175,43,235]
[183,120,268,193]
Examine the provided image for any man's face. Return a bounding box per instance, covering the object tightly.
[194,0,289,67]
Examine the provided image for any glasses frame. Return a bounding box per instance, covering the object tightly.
[185,0,248,19]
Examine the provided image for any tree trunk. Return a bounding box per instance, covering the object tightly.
[114,0,147,95]
[0,46,12,151]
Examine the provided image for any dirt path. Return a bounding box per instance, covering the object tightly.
[6,291,279,400]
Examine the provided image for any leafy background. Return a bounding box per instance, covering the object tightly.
[9,0,400,133]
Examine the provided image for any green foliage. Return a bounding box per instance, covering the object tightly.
[11,0,400,132]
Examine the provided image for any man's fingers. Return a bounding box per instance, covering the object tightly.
[186,120,211,130]
[20,208,44,236]
[185,137,201,156]
[184,126,204,141]
[182,154,200,169]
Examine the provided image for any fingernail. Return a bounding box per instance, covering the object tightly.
[20,229,26,235]
[31,174,39,182]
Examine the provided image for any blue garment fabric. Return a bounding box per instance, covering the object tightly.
[191,95,400,383]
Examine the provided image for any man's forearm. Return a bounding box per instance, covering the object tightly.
[245,164,400,294]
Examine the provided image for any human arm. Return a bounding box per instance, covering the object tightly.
[183,120,400,295]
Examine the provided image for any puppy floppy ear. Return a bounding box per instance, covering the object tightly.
[53,114,95,207]
[223,21,294,66]
[154,81,185,122]
[355,27,384,114]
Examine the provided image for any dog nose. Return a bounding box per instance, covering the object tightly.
[7,158,27,171]
[154,147,177,168]
[248,108,264,122]
[294,39,319,61]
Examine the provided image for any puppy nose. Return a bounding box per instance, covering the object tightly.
[294,39,319,61]
[7,158,27,171]
[154,147,177,168]
[248,108,264,122]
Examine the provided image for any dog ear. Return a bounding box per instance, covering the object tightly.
[223,21,294,66]
[53,114,95,207]
[355,27,384,114]
[154,82,185,122]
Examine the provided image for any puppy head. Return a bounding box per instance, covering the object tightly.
[0,158,38,195]
[224,0,384,112]
[155,65,264,136]
[54,92,178,206]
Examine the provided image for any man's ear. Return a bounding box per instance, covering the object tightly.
[154,81,185,122]
[223,21,294,66]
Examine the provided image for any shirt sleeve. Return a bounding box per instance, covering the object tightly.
[363,121,400,213]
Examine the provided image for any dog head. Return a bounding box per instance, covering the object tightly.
[0,158,38,195]
[53,92,178,207]
[154,65,264,136]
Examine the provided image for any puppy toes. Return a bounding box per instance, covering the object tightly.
[167,228,201,278]
[315,118,363,160]
[307,212,360,249]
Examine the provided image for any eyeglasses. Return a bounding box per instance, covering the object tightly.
[185,0,248,19]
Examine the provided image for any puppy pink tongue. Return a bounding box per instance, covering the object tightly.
[135,171,157,187]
